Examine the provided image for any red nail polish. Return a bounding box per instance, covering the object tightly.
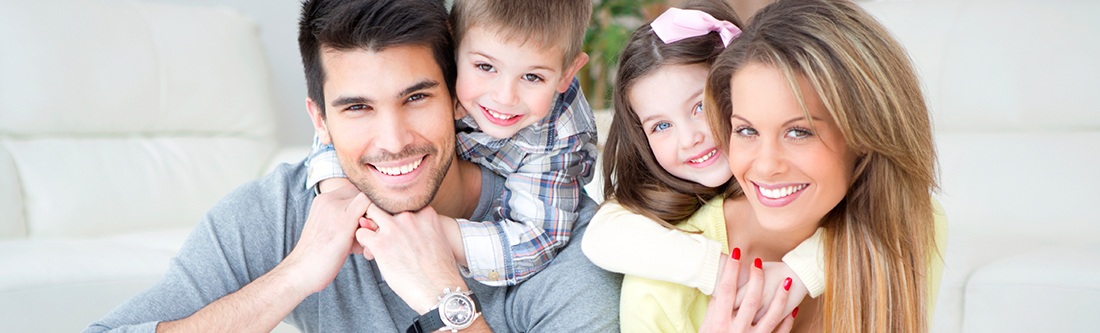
[792,307,799,318]
[783,277,792,291]
[732,247,741,260]
[754,258,762,269]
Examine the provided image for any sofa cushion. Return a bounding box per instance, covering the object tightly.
[0,0,277,237]
[0,228,190,332]
[963,244,1100,332]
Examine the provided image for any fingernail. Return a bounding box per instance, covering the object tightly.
[783,277,792,291]
[792,307,799,318]
[754,258,762,269]
[732,247,741,260]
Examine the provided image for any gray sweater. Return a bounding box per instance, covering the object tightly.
[86,161,621,332]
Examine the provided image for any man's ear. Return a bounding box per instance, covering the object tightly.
[306,97,332,144]
[556,52,590,93]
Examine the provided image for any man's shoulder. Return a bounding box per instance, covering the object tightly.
[205,161,313,229]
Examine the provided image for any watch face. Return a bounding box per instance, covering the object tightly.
[440,294,474,326]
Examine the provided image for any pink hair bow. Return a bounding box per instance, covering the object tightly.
[650,7,742,47]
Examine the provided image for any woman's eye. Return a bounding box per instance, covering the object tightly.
[692,102,703,116]
[476,63,495,73]
[522,73,544,83]
[786,127,812,139]
[734,126,757,137]
[653,122,671,132]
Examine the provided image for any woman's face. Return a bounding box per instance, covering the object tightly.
[726,63,856,232]
[629,63,733,187]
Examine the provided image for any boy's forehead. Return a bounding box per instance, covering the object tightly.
[464,24,568,69]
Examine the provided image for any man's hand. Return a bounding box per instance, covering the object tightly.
[281,184,371,294]
[355,204,467,314]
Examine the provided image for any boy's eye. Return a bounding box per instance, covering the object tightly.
[785,127,813,139]
[476,63,495,73]
[692,102,703,116]
[522,73,544,83]
[652,121,671,132]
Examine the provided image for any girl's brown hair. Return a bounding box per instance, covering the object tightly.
[705,0,938,331]
[603,0,743,228]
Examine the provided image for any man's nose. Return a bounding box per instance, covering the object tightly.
[370,110,415,154]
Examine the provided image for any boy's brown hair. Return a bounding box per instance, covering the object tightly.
[451,0,592,68]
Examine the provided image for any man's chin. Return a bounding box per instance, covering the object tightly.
[369,195,432,214]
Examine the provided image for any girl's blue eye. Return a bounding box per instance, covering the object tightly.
[692,102,703,116]
[476,63,495,73]
[653,122,672,132]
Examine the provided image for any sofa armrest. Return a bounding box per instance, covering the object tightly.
[266,145,310,174]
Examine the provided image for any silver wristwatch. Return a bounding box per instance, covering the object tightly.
[406,287,481,333]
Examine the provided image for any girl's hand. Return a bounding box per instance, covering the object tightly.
[700,248,796,333]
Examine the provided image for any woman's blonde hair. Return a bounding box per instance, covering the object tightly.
[704,0,938,331]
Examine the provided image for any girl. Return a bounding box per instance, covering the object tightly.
[581,0,821,330]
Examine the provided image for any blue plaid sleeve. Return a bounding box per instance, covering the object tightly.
[456,79,599,286]
[304,134,347,190]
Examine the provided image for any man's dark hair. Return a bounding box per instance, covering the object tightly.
[298,0,455,116]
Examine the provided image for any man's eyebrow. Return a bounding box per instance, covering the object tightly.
[331,96,373,108]
[396,80,440,99]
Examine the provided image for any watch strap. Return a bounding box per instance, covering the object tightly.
[406,290,481,333]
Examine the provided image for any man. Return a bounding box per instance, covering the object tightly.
[85,0,620,332]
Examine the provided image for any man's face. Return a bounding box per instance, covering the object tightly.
[308,45,456,213]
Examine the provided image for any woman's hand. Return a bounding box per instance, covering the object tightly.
[700,248,797,333]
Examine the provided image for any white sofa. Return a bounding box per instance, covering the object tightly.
[0,0,298,331]
[861,1,1100,332]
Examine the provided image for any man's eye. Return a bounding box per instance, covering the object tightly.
[522,73,544,83]
[348,104,369,111]
[408,93,427,102]
[476,63,495,73]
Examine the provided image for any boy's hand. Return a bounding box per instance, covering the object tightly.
[317,177,353,194]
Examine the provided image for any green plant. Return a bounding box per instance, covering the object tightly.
[581,0,667,110]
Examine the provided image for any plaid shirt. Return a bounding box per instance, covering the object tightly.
[304,79,597,286]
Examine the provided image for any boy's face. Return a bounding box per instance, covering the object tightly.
[455,26,586,139]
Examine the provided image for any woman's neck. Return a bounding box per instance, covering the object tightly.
[723,195,820,261]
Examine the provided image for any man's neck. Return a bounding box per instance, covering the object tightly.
[430,156,482,219]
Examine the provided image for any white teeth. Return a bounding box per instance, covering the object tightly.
[690,150,717,164]
[760,184,807,199]
[485,107,517,120]
[375,158,422,176]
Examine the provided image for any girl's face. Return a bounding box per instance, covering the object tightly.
[726,63,857,232]
[629,64,733,187]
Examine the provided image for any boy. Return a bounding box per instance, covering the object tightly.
[306,0,596,287]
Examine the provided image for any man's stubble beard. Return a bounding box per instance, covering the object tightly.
[340,144,453,214]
